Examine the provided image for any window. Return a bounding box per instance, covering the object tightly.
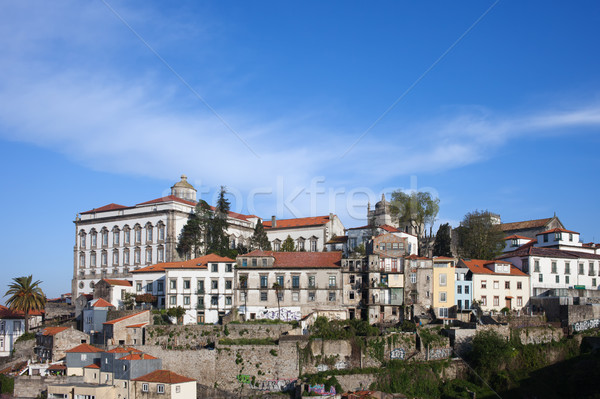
[439,292,447,302]
[102,230,108,246]
[211,280,218,290]
[505,281,510,289]
[79,253,85,268]
[183,280,191,289]
[260,276,268,289]
[252,259,257,267]
[493,296,499,306]
[517,297,523,307]
[539,274,543,282]
[566,275,570,284]
[157,281,164,292]
[176,386,181,393]
[158,225,165,241]
[534,260,540,272]
[297,239,305,251]
[211,296,218,306]
[146,248,152,264]
[146,226,153,242]
[565,262,571,274]
[242,259,247,267]
[169,296,176,305]
[308,276,316,288]
[590,262,596,276]
[555,232,562,241]
[124,228,130,245]
[225,296,232,305]
[101,251,107,266]
[170,279,177,290]
[276,275,284,287]
[579,263,585,275]
[136,282,142,292]
[198,296,204,307]
[481,280,487,289]
[81,354,87,361]
[158,247,164,262]
[457,285,462,294]
[157,384,164,393]
[262,259,268,267]
[90,252,97,267]
[134,248,141,264]
[555,275,560,283]
[225,280,232,290]
[439,308,448,317]
[273,241,281,251]
[481,296,487,306]
[277,290,283,301]
[113,231,120,246]
[569,233,573,242]
[439,273,447,286]
[310,240,317,252]
[493,281,499,289]
[292,291,299,301]
[410,273,416,284]
[142,383,149,392]
[212,263,218,272]
[260,291,268,301]
[465,300,470,309]
[184,296,190,305]
[517,281,522,290]
[226,263,233,272]
[329,276,336,288]
[135,228,141,243]
[124,250,130,265]
[328,291,336,302]
[113,251,119,266]
[543,234,548,243]
[239,292,245,302]
[551,261,557,274]
[80,233,86,248]
[308,291,315,301]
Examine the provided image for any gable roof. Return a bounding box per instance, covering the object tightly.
[241,251,342,268]
[66,343,104,353]
[126,323,147,328]
[102,279,132,287]
[132,369,195,384]
[119,353,158,360]
[106,347,142,354]
[461,259,528,276]
[499,218,553,232]
[103,310,149,325]
[84,363,100,369]
[132,254,234,274]
[81,203,129,214]
[499,245,600,261]
[536,227,578,236]
[263,216,331,229]
[379,224,400,232]
[40,327,69,336]
[0,305,44,319]
[136,195,196,207]
[504,234,536,241]
[90,298,115,308]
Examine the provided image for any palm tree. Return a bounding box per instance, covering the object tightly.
[4,275,46,332]
[272,282,282,321]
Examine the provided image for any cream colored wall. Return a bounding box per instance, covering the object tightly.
[432,267,455,310]
[472,274,530,311]
[171,381,197,398]
[388,274,404,288]
[83,367,100,383]
[66,366,84,376]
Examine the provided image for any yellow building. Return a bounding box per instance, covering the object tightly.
[432,257,457,318]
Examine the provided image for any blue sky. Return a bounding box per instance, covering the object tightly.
[1,1,600,301]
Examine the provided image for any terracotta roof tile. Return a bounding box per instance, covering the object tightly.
[84,363,100,369]
[119,353,157,360]
[136,195,196,207]
[102,279,132,287]
[40,327,69,336]
[499,245,600,261]
[504,234,536,241]
[103,310,149,325]
[81,203,129,214]
[536,227,578,235]
[106,347,142,354]
[499,218,552,232]
[460,259,528,276]
[47,364,67,371]
[263,216,331,229]
[132,369,195,384]
[66,343,104,353]
[126,323,147,328]
[132,254,234,274]
[379,224,400,232]
[91,298,115,308]
[242,251,342,268]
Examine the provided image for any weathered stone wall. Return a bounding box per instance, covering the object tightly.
[14,375,83,398]
[566,304,600,326]
[45,303,76,320]
[145,323,293,348]
[518,325,564,345]
[53,329,90,362]
[335,374,376,392]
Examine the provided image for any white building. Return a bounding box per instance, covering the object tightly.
[263,214,345,252]
[500,228,600,296]
[131,254,235,324]
[0,306,44,357]
[460,259,530,312]
[72,176,256,299]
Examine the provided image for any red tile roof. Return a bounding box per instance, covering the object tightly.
[499,218,553,232]
[536,227,578,236]
[102,279,132,287]
[263,216,331,229]
[81,203,129,214]
[461,259,528,276]
[132,369,195,384]
[66,343,104,353]
[47,364,67,371]
[119,353,157,360]
[0,306,44,319]
[136,195,196,207]
[84,363,100,369]
[132,254,234,273]
[380,224,400,232]
[40,327,69,336]
[91,298,115,308]
[126,323,147,328]
[242,251,342,268]
[504,234,536,241]
[103,310,149,325]
[405,255,431,260]
[106,347,142,354]
[346,225,370,231]
[499,245,600,261]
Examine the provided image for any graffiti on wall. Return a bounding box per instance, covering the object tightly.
[236,374,296,392]
[316,364,329,372]
[255,307,302,321]
[573,318,600,333]
[334,360,348,370]
[390,348,405,360]
[308,383,337,396]
[428,347,451,360]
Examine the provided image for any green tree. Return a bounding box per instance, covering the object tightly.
[456,210,505,260]
[167,306,186,325]
[468,329,512,383]
[390,191,439,251]
[122,292,136,310]
[250,220,271,251]
[272,282,282,321]
[177,200,212,259]
[4,276,46,332]
[432,223,453,257]
[207,186,232,257]
[281,235,296,252]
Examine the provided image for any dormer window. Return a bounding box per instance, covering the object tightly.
[262,258,267,267]
[511,239,518,247]
[252,258,257,267]
[569,233,573,242]
[554,232,561,241]
[543,234,548,243]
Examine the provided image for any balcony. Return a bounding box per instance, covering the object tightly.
[328,284,337,289]
[197,303,204,310]
[197,289,205,295]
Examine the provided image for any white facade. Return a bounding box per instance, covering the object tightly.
[0,318,24,357]
[264,215,345,252]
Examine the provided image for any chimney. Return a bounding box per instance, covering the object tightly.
[271,216,277,228]
[141,353,145,359]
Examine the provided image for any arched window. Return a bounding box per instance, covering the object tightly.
[112,249,119,266]
[296,238,306,251]
[134,224,142,244]
[146,223,154,243]
[134,247,141,265]
[79,230,87,249]
[79,252,85,268]
[112,226,120,246]
[101,250,108,266]
[273,239,281,251]
[146,247,152,264]
[157,221,165,242]
[90,251,97,267]
[90,229,97,248]
[123,225,131,245]
[123,249,130,265]
[101,227,109,247]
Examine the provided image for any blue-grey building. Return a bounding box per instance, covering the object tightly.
[455,266,473,310]
[82,298,114,344]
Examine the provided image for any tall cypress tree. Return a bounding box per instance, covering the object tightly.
[281,235,296,252]
[432,223,453,257]
[207,186,231,257]
[177,200,211,259]
[250,220,271,251]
